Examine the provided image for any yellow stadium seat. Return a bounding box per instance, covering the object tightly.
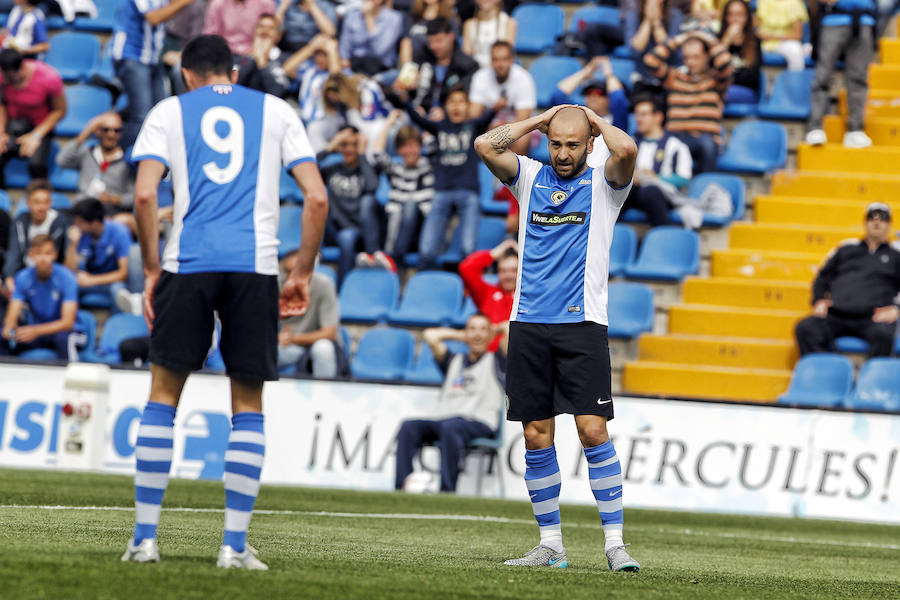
[681,277,811,310]
[637,334,798,370]
[823,114,900,146]
[710,248,821,281]
[837,89,900,118]
[868,65,900,90]
[771,170,900,199]
[797,144,900,175]
[881,38,900,64]
[728,222,861,254]
[754,196,900,227]
[668,304,806,339]
[623,361,790,402]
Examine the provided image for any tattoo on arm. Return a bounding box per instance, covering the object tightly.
[486,125,515,153]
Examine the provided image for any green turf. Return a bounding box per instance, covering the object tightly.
[1,468,898,600]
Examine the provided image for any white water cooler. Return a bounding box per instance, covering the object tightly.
[57,363,111,471]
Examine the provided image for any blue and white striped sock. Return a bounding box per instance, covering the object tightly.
[133,401,176,544]
[524,445,563,553]
[584,441,625,552]
[223,412,265,553]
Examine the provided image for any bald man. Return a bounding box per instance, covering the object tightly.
[475,105,640,572]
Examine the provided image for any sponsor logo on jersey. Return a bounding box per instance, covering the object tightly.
[535,183,552,189]
[578,179,591,185]
[212,84,233,95]
[550,190,568,205]
[567,305,581,313]
[530,211,586,226]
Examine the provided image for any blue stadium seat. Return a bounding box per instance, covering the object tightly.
[20,310,97,362]
[49,142,80,191]
[847,358,900,412]
[73,0,119,32]
[17,348,59,361]
[624,226,699,281]
[568,5,620,32]
[90,313,149,364]
[834,336,870,353]
[512,4,564,54]
[279,168,303,203]
[55,85,113,137]
[404,342,444,385]
[529,56,581,107]
[89,43,116,82]
[609,57,636,90]
[716,121,787,174]
[723,71,766,118]
[79,290,112,309]
[0,190,10,214]
[531,133,550,163]
[339,268,399,324]
[350,327,416,381]
[607,282,654,339]
[777,353,854,408]
[479,162,506,215]
[51,193,72,211]
[477,217,507,251]
[451,296,478,328]
[388,272,464,327]
[609,223,637,277]
[45,32,101,82]
[757,69,815,121]
[683,172,746,226]
[277,205,303,257]
[4,158,30,188]
[316,264,337,288]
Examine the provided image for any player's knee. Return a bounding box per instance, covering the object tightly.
[577,422,610,447]
[522,422,553,449]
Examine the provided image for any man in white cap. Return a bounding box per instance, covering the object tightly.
[795,202,900,357]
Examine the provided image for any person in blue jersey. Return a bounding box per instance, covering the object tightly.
[121,35,328,570]
[112,0,198,147]
[1,234,85,360]
[474,103,641,572]
[805,0,876,149]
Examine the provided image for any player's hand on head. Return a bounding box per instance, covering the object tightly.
[537,105,569,134]
[279,274,311,318]
[578,106,603,137]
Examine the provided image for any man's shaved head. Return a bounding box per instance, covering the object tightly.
[546,106,594,179]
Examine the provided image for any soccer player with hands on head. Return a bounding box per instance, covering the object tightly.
[475,103,640,572]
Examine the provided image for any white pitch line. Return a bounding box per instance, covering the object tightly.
[2,505,899,552]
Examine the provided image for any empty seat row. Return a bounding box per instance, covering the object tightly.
[611,225,699,282]
[778,354,900,412]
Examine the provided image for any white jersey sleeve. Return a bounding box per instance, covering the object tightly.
[507,154,543,199]
[131,96,181,167]
[271,96,315,169]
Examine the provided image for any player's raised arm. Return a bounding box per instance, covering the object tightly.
[474,105,569,185]
[581,106,637,189]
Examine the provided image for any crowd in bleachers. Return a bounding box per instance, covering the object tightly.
[0,0,898,411]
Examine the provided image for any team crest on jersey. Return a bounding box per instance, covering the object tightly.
[212,84,233,95]
[550,190,568,205]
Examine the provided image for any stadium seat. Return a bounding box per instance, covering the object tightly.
[607,282,654,339]
[451,296,478,328]
[609,57,636,90]
[17,348,59,361]
[479,162,506,215]
[531,133,550,163]
[388,272,464,327]
[568,5,620,32]
[73,0,119,32]
[0,190,9,214]
[89,43,116,83]
[476,217,507,251]
[78,290,113,310]
[279,168,303,204]
[45,32,101,82]
[55,85,113,137]
[624,226,700,281]
[834,336,870,354]
[512,4,564,54]
[19,311,97,362]
[350,327,415,381]
[684,172,746,226]
[49,143,80,191]
[847,358,900,411]
[316,264,337,288]
[277,205,303,257]
[716,121,787,175]
[338,268,399,324]
[777,353,854,408]
[609,223,637,277]
[51,193,72,211]
[404,342,444,385]
[90,313,150,364]
[757,70,815,120]
[4,158,30,188]
[529,56,582,107]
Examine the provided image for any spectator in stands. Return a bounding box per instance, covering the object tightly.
[462,0,516,69]
[371,110,435,268]
[203,0,276,56]
[0,203,10,310]
[467,40,535,156]
[627,0,684,93]
[4,179,67,293]
[795,203,900,358]
[278,253,341,377]
[718,0,761,104]
[398,0,458,65]
[403,17,479,113]
[804,0,875,149]
[65,198,132,311]
[0,234,85,360]
[0,48,65,186]
[644,31,732,173]
[756,0,809,71]
[1,0,49,57]
[624,94,693,226]
[159,0,208,95]
[238,13,292,97]
[338,0,405,74]
[56,111,134,222]
[319,125,381,280]
[398,85,494,270]
[458,238,516,351]
[275,0,336,54]
[113,0,197,147]
[394,313,506,493]
[321,71,391,147]
[550,56,628,133]
[286,34,342,151]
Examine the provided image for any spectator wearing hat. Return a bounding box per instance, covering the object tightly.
[795,203,900,358]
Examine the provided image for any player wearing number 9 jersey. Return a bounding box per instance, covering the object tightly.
[121,35,328,570]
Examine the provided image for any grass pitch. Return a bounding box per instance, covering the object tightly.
[0,468,898,599]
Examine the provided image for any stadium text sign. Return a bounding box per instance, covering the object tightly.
[0,363,898,524]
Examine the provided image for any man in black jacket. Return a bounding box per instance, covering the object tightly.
[4,179,67,294]
[795,203,900,357]
[404,17,478,114]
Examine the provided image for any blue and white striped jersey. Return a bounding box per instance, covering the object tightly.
[131,84,315,275]
[111,0,167,64]
[507,155,631,326]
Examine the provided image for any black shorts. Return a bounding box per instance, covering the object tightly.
[149,271,279,382]
[506,321,613,422]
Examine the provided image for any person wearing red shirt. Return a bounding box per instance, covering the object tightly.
[458,238,518,351]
